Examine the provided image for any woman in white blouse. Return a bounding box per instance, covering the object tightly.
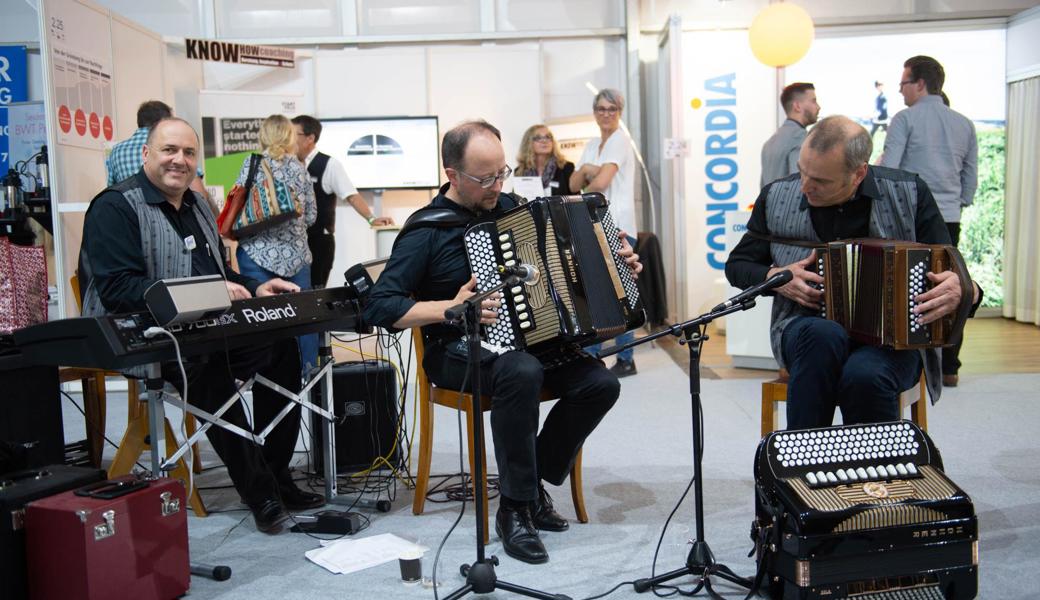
[234,114,318,373]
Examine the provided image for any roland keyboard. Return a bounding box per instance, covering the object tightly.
[13,287,365,371]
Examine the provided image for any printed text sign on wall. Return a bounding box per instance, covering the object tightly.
[186,39,295,69]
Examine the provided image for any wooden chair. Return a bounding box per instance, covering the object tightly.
[66,274,206,516]
[761,369,928,437]
[411,329,588,542]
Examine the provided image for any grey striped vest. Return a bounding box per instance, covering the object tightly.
[765,167,942,404]
[81,178,224,377]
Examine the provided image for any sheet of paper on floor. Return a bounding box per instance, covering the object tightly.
[305,533,428,575]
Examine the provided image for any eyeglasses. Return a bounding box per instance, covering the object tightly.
[594,105,619,115]
[456,165,513,189]
[532,135,553,142]
[899,79,917,88]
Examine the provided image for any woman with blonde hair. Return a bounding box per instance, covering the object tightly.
[515,124,574,197]
[234,114,318,373]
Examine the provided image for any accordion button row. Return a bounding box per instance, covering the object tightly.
[804,462,919,487]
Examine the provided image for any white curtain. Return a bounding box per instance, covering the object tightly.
[1002,76,1040,325]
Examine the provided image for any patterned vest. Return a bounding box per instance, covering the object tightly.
[764,166,942,403]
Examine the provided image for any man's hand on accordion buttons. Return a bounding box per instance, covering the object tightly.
[617,231,643,279]
[913,271,962,325]
[772,251,824,309]
[455,276,501,325]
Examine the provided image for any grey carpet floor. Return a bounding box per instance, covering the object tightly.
[62,341,1040,599]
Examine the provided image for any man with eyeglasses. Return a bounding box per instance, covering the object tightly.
[879,55,977,388]
[727,116,982,431]
[761,82,821,188]
[364,120,642,565]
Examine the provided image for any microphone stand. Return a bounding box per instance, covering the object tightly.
[599,300,758,598]
[442,276,569,600]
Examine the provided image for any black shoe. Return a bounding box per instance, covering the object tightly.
[495,505,548,564]
[532,485,569,532]
[942,374,959,387]
[279,484,326,511]
[610,359,637,378]
[249,499,290,534]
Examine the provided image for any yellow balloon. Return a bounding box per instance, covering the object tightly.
[748,3,815,68]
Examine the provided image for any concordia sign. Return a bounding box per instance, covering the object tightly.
[185,38,295,69]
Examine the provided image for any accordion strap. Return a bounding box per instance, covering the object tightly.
[746,230,821,248]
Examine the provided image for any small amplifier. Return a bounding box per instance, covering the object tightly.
[311,360,401,473]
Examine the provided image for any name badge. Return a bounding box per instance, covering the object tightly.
[184,235,196,250]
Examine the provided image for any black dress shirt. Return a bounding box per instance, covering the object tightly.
[362,188,519,353]
[81,170,258,314]
[725,170,951,290]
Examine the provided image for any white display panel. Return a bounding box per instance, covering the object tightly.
[316,117,440,190]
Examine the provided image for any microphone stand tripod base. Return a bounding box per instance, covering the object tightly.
[632,540,749,596]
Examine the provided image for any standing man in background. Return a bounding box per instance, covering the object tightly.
[291,115,394,288]
[106,100,216,216]
[870,80,889,138]
[761,82,820,187]
[880,55,978,387]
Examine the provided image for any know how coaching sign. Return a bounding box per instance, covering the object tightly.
[185,38,294,69]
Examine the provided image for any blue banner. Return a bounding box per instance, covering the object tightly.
[1,45,30,174]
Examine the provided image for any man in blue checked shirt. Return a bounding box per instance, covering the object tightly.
[106,100,217,216]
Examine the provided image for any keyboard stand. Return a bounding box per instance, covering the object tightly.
[142,331,342,502]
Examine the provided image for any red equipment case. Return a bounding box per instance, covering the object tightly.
[24,476,190,600]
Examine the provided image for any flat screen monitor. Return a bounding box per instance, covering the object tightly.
[316,116,440,190]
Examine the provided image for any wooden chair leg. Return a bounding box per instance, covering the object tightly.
[911,382,928,432]
[412,396,435,515]
[108,404,206,517]
[569,448,588,523]
[82,374,106,468]
[184,414,203,474]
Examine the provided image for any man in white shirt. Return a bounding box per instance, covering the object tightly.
[879,55,978,387]
[292,115,394,288]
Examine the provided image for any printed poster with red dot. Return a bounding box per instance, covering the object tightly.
[48,23,114,150]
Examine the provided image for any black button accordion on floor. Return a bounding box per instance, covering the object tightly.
[752,420,978,599]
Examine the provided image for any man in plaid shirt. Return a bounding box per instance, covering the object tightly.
[106,100,216,216]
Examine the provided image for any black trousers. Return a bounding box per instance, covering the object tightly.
[425,349,619,502]
[308,230,336,288]
[161,337,302,506]
[944,222,963,376]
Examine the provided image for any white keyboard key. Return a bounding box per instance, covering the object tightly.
[826,472,838,484]
[856,467,869,480]
[519,321,532,329]
[836,470,848,482]
[816,471,827,484]
[503,251,515,260]
[845,468,858,481]
[806,472,818,486]
[885,465,898,478]
[866,466,879,479]
[511,286,523,294]
[895,464,908,476]
[875,465,888,478]
[906,463,918,475]
[515,303,527,312]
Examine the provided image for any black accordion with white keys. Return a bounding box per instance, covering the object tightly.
[752,421,978,599]
[463,193,644,358]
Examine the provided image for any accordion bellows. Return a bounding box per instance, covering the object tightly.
[816,239,973,350]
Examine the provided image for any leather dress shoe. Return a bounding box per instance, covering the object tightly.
[610,359,637,378]
[532,485,569,532]
[495,505,548,564]
[280,485,326,511]
[249,499,290,534]
[942,374,959,387]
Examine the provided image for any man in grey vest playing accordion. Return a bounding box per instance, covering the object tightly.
[726,116,982,431]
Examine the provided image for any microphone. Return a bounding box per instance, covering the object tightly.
[190,563,232,581]
[712,270,793,312]
[497,263,540,284]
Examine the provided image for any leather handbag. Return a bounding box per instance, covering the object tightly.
[229,155,301,238]
[216,153,260,239]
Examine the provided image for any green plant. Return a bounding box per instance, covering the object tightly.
[960,128,1005,308]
